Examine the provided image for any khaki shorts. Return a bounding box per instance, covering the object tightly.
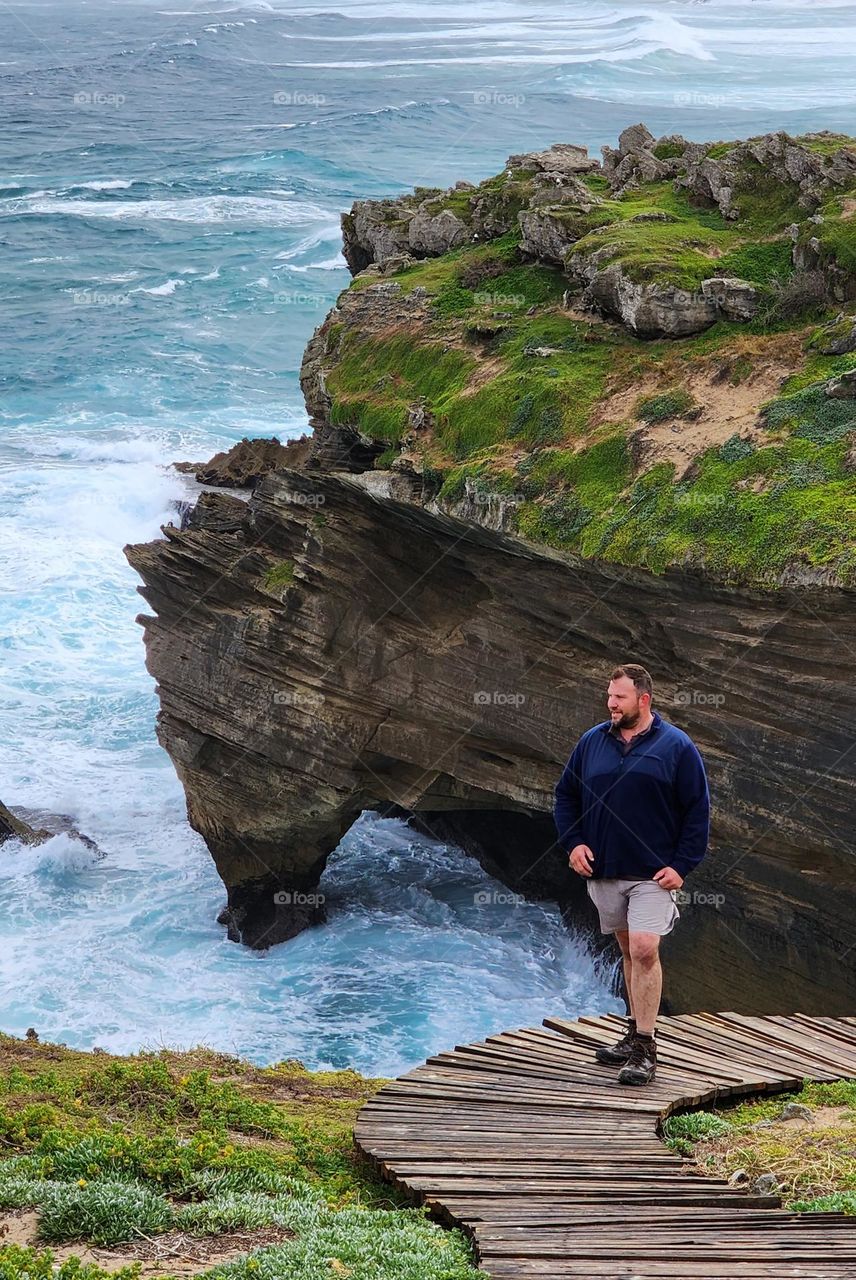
[586,877,680,936]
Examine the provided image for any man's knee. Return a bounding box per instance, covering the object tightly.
[614,929,631,958]
[628,931,660,965]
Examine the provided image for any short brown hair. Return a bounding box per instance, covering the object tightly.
[610,663,653,700]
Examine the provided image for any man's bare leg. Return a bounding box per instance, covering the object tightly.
[614,929,634,1021]
[627,931,662,1035]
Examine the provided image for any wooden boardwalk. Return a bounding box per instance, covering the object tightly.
[354,1011,856,1278]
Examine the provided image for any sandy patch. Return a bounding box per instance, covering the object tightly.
[591,333,805,478]
[458,353,508,397]
[0,1210,293,1278]
[762,1103,855,1131]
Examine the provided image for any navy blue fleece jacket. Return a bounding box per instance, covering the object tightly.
[553,711,710,879]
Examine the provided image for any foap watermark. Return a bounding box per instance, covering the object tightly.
[472,291,526,308]
[673,90,732,110]
[675,492,727,508]
[473,690,527,707]
[72,289,131,307]
[474,889,527,907]
[674,688,725,708]
[674,889,725,909]
[273,890,326,906]
[273,689,325,709]
[73,90,125,108]
[278,488,326,506]
[273,291,329,309]
[273,89,327,106]
[471,90,526,109]
[469,488,526,506]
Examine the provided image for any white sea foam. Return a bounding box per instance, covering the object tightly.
[74,179,134,191]
[1,194,330,226]
[136,278,183,295]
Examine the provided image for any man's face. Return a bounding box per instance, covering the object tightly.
[607,676,646,729]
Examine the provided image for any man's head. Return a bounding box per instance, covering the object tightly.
[607,663,653,730]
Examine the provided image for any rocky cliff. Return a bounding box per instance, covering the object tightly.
[125,125,856,1015]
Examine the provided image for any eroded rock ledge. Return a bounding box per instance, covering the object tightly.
[126,453,856,1013]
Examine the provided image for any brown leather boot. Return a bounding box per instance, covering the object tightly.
[618,1032,657,1084]
[594,1018,637,1064]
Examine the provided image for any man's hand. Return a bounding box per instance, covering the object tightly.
[654,866,684,891]
[569,844,595,877]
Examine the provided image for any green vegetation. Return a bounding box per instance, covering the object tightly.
[261,560,295,593]
[635,388,696,423]
[0,1034,482,1280]
[663,1077,856,1208]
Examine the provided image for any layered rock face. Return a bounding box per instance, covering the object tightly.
[126,124,856,1014]
[126,448,856,1012]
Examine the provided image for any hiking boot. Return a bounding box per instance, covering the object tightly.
[618,1033,657,1085]
[594,1018,638,1064]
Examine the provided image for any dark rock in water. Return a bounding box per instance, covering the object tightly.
[173,435,313,490]
[0,802,101,855]
[0,801,50,846]
[171,498,196,531]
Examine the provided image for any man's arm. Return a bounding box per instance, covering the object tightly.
[554,739,585,852]
[669,741,711,879]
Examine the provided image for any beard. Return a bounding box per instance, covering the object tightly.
[611,706,642,729]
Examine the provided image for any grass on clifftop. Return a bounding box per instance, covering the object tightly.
[323,136,856,587]
[663,1077,856,1213]
[0,1032,482,1280]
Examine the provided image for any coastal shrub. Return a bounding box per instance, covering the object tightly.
[789,1191,856,1214]
[534,404,564,444]
[663,1111,733,1156]
[0,1104,59,1145]
[718,433,756,462]
[764,384,856,443]
[0,1245,142,1280]
[510,392,535,434]
[635,389,695,423]
[652,141,685,160]
[759,270,828,324]
[37,1177,175,1246]
[203,1204,482,1280]
[174,1191,292,1235]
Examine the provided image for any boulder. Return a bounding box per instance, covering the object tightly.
[341,197,414,273]
[701,276,762,322]
[815,313,856,355]
[519,208,581,265]
[529,171,599,209]
[824,368,856,399]
[506,142,599,176]
[407,206,470,255]
[570,251,718,337]
[777,1102,815,1122]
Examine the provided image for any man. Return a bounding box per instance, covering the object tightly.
[553,663,710,1085]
